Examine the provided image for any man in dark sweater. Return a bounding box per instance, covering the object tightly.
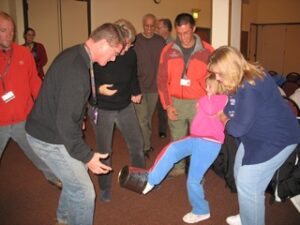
[25,23,124,225]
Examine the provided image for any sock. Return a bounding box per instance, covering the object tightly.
[142,182,154,194]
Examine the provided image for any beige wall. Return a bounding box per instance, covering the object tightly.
[2,0,300,40]
[2,0,300,72]
[91,0,212,36]
[242,0,258,31]
[242,0,300,31]
[256,0,300,23]
[0,0,24,44]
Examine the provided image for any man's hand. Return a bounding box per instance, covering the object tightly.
[166,105,178,120]
[99,84,118,96]
[131,94,142,103]
[86,153,112,174]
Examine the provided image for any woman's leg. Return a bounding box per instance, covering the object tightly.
[187,139,221,214]
[148,137,193,185]
[235,144,297,225]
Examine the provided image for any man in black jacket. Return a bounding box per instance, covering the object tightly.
[25,23,124,225]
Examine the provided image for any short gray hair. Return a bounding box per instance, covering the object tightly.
[90,23,125,47]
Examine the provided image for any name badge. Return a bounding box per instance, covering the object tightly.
[2,91,15,103]
[180,78,191,86]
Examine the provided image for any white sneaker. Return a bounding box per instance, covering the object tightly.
[182,212,210,223]
[226,214,242,225]
[142,182,153,194]
[290,194,300,213]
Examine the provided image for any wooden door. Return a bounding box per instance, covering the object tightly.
[25,0,89,72]
[283,25,300,74]
[256,25,286,74]
[249,23,300,75]
[248,24,257,62]
[60,0,89,50]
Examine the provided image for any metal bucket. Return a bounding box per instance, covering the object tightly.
[118,165,148,194]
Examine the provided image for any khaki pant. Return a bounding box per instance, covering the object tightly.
[134,93,158,151]
[168,97,197,170]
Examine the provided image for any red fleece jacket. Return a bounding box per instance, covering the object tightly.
[0,43,41,126]
[157,38,214,109]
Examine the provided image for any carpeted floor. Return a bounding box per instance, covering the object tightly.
[0,113,299,225]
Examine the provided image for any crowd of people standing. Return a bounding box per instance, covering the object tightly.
[1,9,299,225]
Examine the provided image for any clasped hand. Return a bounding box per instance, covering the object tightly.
[99,84,117,96]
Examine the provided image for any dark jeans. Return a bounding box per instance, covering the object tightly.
[89,103,145,191]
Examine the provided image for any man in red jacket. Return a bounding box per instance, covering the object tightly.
[157,13,214,177]
[0,11,60,187]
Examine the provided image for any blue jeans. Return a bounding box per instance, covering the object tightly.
[0,121,57,182]
[26,134,95,225]
[234,143,297,225]
[148,137,221,214]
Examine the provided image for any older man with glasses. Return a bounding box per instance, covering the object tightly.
[133,13,165,157]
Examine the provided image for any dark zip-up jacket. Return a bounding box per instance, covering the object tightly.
[26,44,93,163]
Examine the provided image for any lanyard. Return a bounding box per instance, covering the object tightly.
[0,49,13,91]
[84,44,97,105]
[89,60,97,105]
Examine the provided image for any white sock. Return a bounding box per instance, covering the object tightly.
[142,182,154,194]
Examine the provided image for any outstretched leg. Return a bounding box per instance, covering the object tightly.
[147,137,193,189]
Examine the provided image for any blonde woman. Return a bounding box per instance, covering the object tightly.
[209,46,300,225]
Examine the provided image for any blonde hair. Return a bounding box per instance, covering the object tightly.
[206,73,225,94]
[208,46,265,93]
[115,19,136,43]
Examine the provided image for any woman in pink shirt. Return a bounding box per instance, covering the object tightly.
[121,74,227,224]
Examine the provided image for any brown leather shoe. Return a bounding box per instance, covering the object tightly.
[54,222,68,225]
[53,218,68,225]
[48,180,63,190]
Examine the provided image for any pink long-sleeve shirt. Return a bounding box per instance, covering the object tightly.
[190,94,228,143]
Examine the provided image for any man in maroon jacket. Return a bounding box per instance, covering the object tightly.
[22,27,48,80]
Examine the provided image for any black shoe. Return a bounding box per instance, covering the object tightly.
[100,189,111,202]
[159,132,167,138]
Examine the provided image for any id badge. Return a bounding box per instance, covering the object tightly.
[92,107,98,125]
[1,91,15,103]
[180,78,191,86]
